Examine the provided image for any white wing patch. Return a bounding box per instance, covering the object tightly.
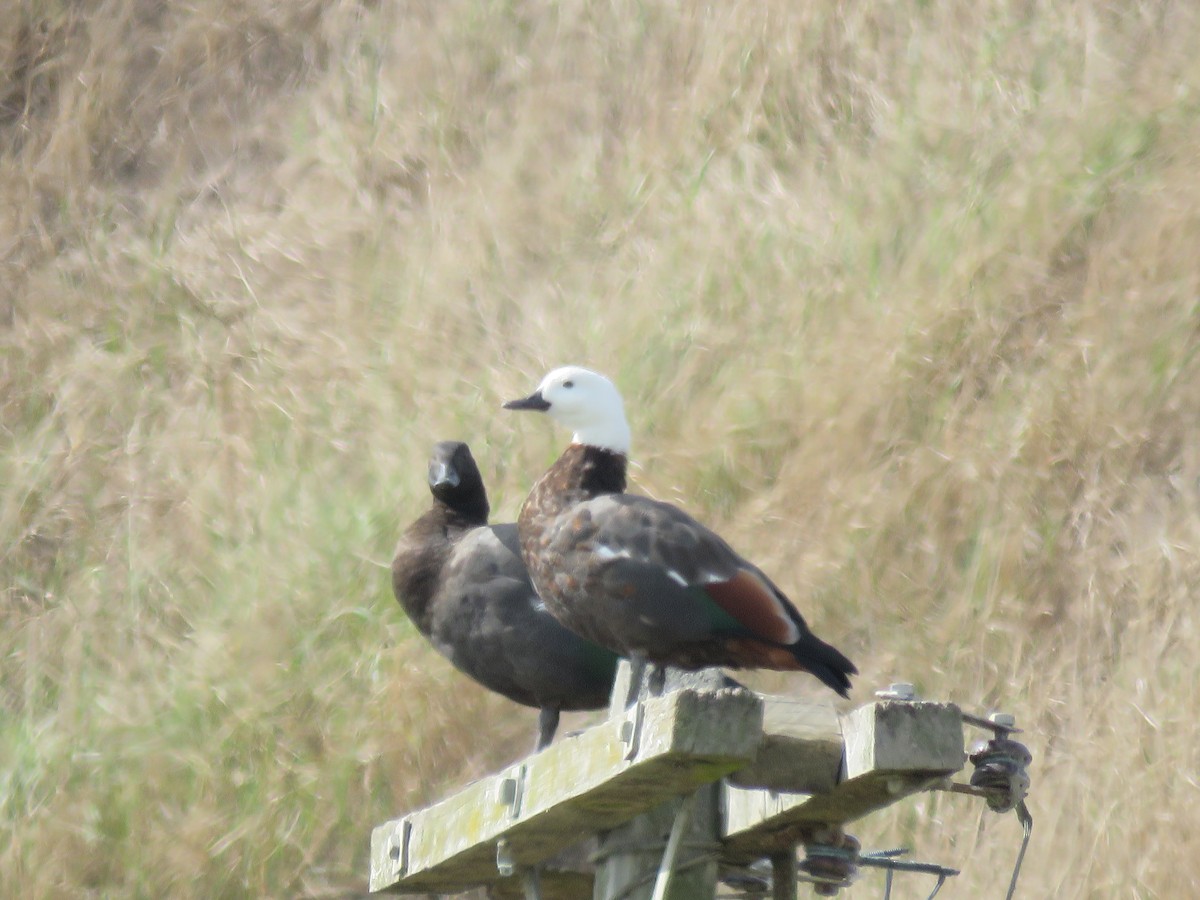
[596,545,689,588]
[780,614,801,645]
[594,544,633,562]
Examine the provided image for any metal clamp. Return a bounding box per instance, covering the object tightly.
[494,764,528,820]
[619,701,645,761]
[384,817,412,880]
[799,831,861,896]
[969,736,1032,814]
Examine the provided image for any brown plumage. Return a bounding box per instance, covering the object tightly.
[504,367,857,696]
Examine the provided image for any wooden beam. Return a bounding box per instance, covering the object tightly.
[721,700,965,862]
[727,695,843,793]
[487,840,595,899]
[369,687,763,894]
[770,849,798,900]
[487,869,593,900]
[842,699,966,778]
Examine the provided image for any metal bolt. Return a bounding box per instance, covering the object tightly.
[620,704,644,761]
[989,712,1016,729]
[496,777,518,805]
[387,819,410,877]
[875,682,916,701]
[497,838,516,876]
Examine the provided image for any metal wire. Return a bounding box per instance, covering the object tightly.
[1004,800,1033,900]
[608,852,717,900]
[859,857,960,878]
[650,794,694,900]
[859,850,960,900]
[926,872,950,900]
[715,853,958,900]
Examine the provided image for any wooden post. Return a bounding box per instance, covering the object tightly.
[592,665,739,900]
[591,786,720,900]
[771,850,797,900]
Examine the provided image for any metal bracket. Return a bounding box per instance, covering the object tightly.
[620,701,645,761]
[384,817,412,880]
[495,764,528,820]
[496,837,516,877]
[961,710,1023,736]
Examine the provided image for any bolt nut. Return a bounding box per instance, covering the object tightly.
[988,712,1016,729]
[875,682,917,701]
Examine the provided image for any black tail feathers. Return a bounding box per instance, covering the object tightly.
[793,632,857,698]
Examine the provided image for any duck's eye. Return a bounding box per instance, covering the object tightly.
[563,380,574,388]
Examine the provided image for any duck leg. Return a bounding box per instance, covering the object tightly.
[625,654,647,708]
[535,706,560,751]
[647,662,667,697]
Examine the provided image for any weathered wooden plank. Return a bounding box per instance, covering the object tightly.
[721,701,965,861]
[727,695,843,793]
[369,687,763,894]
[614,667,844,794]
[487,840,595,899]
[842,700,965,777]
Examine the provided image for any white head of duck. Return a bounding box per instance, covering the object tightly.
[504,366,631,455]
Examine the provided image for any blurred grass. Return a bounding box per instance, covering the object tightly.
[3,0,1200,896]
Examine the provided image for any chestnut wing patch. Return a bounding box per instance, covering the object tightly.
[721,637,807,670]
[587,496,804,647]
[700,569,802,646]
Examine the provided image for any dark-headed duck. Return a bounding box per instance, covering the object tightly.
[391,440,620,749]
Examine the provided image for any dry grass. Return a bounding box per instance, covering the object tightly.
[3,0,1200,896]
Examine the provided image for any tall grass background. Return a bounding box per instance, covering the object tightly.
[3,1,1199,896]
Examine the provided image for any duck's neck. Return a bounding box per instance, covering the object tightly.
[521,443,627,523]
[391,502,476,634]
[573,443,628,497]
[450,491,489,525]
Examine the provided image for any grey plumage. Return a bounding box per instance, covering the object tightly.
[391,441,619,749]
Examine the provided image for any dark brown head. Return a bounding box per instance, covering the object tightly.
[428,441,489,524]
